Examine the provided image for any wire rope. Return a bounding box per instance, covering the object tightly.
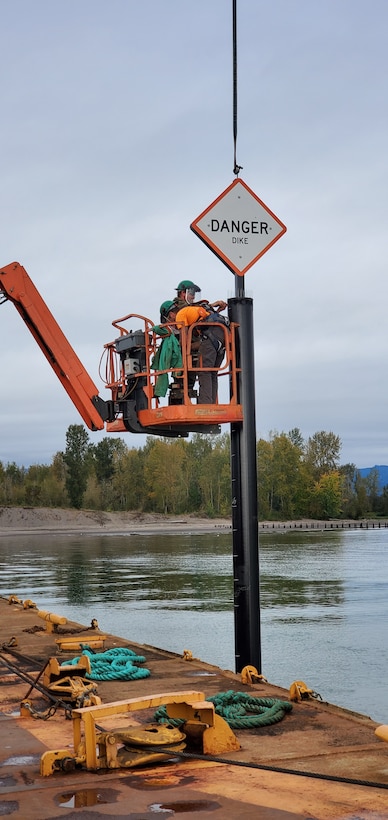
[232,0,242,176]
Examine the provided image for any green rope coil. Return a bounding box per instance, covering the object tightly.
[62,646,150,681]
[208,690,292,728]
[154,690,292,729]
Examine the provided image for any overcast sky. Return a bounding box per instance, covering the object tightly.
[1,0,387,469]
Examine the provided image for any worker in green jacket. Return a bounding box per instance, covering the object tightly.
[151,302,182,398]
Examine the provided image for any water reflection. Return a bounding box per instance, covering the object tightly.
[262,577,344,607]
[1,528,387,722]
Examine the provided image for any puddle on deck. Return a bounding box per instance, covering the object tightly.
[55,787,118,808]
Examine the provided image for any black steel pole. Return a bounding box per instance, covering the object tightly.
[229,292,261,673]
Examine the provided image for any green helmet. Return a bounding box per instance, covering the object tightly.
[176,280,200,292]
[160,300,176,322]
[160,300,175,314]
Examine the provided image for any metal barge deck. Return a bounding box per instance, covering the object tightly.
[0,596,387,819]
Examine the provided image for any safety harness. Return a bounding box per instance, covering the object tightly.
[200,312,230,352]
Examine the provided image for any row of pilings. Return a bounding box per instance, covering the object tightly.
[259,520,388,531]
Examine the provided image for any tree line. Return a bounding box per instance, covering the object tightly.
[0,425,386,520]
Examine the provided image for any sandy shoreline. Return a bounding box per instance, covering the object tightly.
[0,506,232,536]
[0,505,383,536]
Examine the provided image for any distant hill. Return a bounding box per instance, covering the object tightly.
[358,465,388,492]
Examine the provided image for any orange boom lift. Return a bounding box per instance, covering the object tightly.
[0,262,243,438]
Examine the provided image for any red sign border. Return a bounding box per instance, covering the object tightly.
[190,178,287,276]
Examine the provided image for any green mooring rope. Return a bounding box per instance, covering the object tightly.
[154,690,292,729]
[62,646,150,681]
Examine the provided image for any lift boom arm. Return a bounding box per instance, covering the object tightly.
[0,262,107,431]
[1,261,242,438]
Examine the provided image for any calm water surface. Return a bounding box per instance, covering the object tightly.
[1,528,387,723]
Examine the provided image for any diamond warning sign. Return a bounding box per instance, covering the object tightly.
[190,178,286,276]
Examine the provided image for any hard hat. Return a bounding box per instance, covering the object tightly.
[160,300,175,315]
[175,280,200,292]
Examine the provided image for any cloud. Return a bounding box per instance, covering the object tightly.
[1,0,388,469]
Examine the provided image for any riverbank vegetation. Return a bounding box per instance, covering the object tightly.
[0,425,386,520]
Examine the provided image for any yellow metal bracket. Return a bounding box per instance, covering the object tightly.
[167,699,240,755]
[42,655,91,687]
[48,676,101,708]
[98,724,186,770]
[23,599,37,609]
[241,665,267,685]
[8,595,22,605]
[40,689,240,776]
[55,634,107,651]
[289,680,322,702]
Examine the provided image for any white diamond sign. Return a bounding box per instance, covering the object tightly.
[190,178,286,276]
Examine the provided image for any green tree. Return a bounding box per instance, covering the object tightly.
[1,462,26,505]
[188,434,216,512]
[257,433,309,520]
[257,438,273,518]
[40,462,67,506]
[110,446,147,510]
[312,471,342,519]
[378,485,388,517]
[365,467,380,514]
[338,463,358,518]
[91,437,127,484]
[143,438,188,513]
[87,437,128,509]
[352,471,369,519]
[23,464,48,506]
[52,451,67,485]
[288,427,305,450]
[197,434,230,516]
[276,432,309,518]
[63,424,90,509]
[305,431,341,481]
[271,433,300,518]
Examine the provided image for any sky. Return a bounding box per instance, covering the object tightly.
[1,0,388,470]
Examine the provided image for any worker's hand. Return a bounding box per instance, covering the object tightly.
[210,300,227,311]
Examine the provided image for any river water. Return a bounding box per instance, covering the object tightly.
[1,528,387,724]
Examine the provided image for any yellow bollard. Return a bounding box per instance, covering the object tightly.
[37,610,67,633]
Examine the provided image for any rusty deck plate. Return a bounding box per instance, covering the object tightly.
[0,597,387,819]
